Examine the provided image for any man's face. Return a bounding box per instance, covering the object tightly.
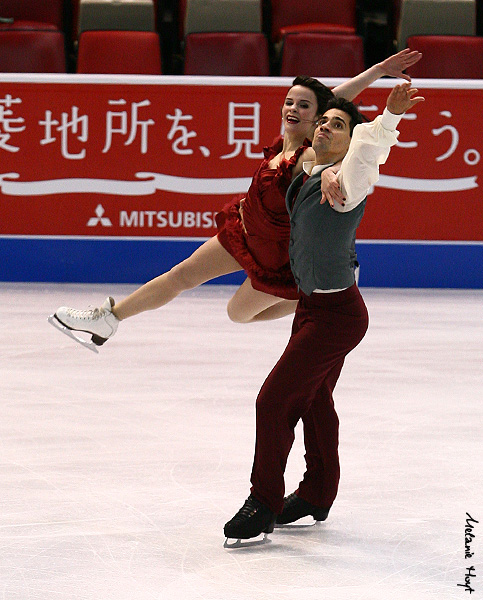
[312,108,352,160]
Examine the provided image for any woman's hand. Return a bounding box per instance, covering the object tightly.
[238,198,247,233]
[321,166,344,207]
[376,48,422,82]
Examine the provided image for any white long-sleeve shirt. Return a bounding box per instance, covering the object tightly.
[302,107,402,212]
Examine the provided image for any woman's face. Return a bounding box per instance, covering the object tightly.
[282,85,319,138]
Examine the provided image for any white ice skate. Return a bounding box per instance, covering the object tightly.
[48,297,119,353]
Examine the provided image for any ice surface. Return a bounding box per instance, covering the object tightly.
[0,283,481,600]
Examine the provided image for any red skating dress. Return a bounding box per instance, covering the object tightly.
[216,136,310,300]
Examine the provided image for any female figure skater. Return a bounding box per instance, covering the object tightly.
[52,50,421,348]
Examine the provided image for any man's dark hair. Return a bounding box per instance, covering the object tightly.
[292,76,335,115]
[324,96,366,135]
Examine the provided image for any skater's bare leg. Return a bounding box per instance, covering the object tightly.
[227,279,298,323]
[113,236,242,320]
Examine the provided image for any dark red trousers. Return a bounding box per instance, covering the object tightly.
[250,284,369,514]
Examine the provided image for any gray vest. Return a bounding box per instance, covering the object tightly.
[285,169,366,296]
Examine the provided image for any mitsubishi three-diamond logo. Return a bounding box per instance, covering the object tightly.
[87,204,113,227]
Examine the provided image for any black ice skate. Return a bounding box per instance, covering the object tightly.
[275,492,330,526]
[224,495,275,547]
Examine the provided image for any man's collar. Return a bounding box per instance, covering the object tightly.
[302,161,335,176]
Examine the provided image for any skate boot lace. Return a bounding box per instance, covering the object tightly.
[66,305,106,322]
[234,497,260,520]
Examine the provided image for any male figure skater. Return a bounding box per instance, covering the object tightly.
[224,82,424,542]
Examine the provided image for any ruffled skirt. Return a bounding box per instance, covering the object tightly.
[215,199,299,301]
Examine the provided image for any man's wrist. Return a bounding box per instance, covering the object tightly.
[381,107,403,131]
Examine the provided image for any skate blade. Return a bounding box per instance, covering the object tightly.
[47,315,99,354]
[275,519,318,529]
[223,533,272,549]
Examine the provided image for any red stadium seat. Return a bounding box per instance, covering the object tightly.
[76,30,162,74]
[406,35,483,78]
[183,32,270,75]
[280,33,365,78]
[269,0,356,43]
[0,0,64,30]
[0,21,58,32]
[0,30,66,72]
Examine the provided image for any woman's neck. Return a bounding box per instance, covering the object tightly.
[282,131,310,154]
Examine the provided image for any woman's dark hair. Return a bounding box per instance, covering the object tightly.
[324,96,367,136]
[292,76,334,115]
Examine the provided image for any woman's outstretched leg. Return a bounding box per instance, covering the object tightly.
[53,236,242,345]
[227,278,298,323]
[113,236,242,320]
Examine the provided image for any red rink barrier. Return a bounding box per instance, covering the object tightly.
[1,75,482,287]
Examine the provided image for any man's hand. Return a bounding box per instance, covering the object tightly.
[376,48,422,82]
[387,82,425,115]
[320,165,344,207]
